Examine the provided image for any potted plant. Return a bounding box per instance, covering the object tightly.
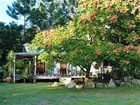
[4,51,14,83]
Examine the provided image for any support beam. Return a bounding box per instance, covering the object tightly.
[13,54,16,83]
[66,63,69,76]
[33,55,37,83]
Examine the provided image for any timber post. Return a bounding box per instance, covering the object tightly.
[33,55,37,83]
[13,54,16,83]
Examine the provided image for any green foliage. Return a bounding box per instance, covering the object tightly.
[6,0,37,42]
[7,0,77,30]
[30,0,77,29]
[31,0,140,78]
[4,0,78,54]
[0,22,23,65]
[4,51,14,75]
[6,0,36,20]
[0,67,5,72]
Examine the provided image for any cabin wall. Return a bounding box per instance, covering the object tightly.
[44,62,82,76]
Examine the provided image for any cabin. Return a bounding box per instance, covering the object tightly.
[13,44,83,83]
[13,52,83,83]
[13,44,115,83]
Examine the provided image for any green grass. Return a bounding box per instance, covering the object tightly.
[0,83,140,105]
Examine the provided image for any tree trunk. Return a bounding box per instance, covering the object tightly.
[86,69,90,79]
[79,65,91,79]
[23,78,26,83]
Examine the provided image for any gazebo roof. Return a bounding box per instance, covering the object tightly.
[14,45,44,58]
[15,52,41,58]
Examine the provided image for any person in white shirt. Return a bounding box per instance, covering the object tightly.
[90,61,97,77]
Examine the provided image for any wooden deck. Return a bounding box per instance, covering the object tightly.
[36,75,60,80]
[36,75,85,80]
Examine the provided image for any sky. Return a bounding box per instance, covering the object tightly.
[0,0,23,24]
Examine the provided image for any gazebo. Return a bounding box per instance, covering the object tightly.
[13,43,44,83]
[13,52,41,83]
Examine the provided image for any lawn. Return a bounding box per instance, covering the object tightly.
[0,83,140,105]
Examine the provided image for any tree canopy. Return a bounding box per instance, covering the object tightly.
[0,0,78,66]
[6,0,78,30]
[0,22,23,65]
[30,0,140,78]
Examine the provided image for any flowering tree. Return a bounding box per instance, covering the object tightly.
[31,0,140,78]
